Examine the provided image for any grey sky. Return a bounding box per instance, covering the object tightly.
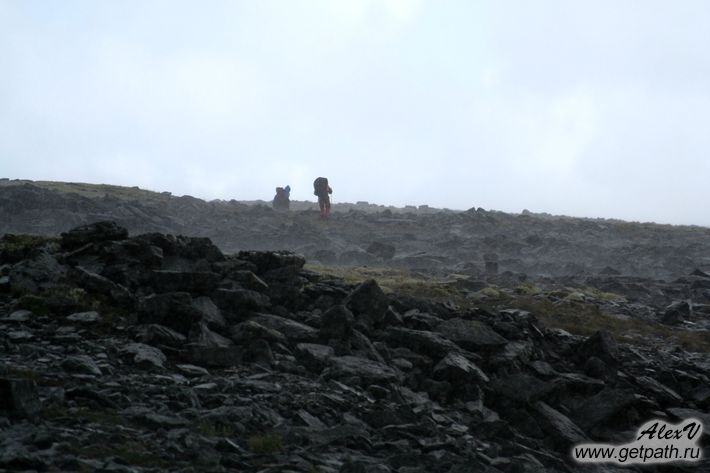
[2,1,709,225]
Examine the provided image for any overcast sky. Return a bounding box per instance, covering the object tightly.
[1,1,709,225]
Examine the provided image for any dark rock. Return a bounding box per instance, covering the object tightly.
[633,376,683,405]
[60,221,128,249]
[8,250,66,294]
[320,305,354,341]
[556,372,605,396]
[662,300,693,325]
[366,241,396,260]
[251,313,318,343]
[150,270,221,295]
[68,266,132,305]
[572,388,640,431]
[138,292,202,335]
[402,310,443,330]
[121,342,167,369]
[5,310,32,322]
[691,268,710,278]
[185,343,241,368]
[66,310,101,323]
[577,330,619,366]
[61,355,102,376]
[386,327,462,359]
[351,330,385,363]
[490,373,555,405]
[583,356,609,379]
[432,352,488,402]
[176,364,209,377]
[533,401,587,449]
[0,378,40,419]
[186,323,241,367]
[191,296,227,332]
[305,422,371,447]
[230,320,287,345]
[434,318,507,351]
[241,338,274,366]
[433,351,489,385]
[345,279,389,331]
[188,321,233,347]
[0,275,9,292]
[690,386,710,408]
[295,343,335,372]
[212,288,270,321]
[236,250,305,274]
[228,270,269,292]
[136,323,187,348]
[323,355,402,385]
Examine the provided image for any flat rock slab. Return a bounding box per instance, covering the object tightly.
[122,342,167,369]
[295,343,335,372]
[176,364,210,377]
[435,318,507,350]
[633,376,683,405]
[386,327,462,359]
[251,314,318,343]
[5,310,32,322]
[61,355,102,376]
[534,401,588,448]
[324,355,402,384]
[433,352,489,385]
[66,311,102,323]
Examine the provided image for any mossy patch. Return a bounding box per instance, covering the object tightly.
[305,264,461,299]
[0,234,59,264]
[510,296,710,353]
[247,432,283,454]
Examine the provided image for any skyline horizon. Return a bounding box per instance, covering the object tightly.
[2,2,710,227]
[4,175,708,228]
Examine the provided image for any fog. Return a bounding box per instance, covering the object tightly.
[2,1,709,225]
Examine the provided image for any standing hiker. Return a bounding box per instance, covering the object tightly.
[313,177,332,219]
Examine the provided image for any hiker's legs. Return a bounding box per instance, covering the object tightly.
[324,198,331,218]
[318,197,326,218]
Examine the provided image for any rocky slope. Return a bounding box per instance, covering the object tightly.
[1,222,709,472]
[2,179,710,281]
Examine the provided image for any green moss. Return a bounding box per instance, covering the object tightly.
[0,234,58,264]
[510,296,710,353]
[306,263,710,353]
[15,294,50,316]
[305,264,462,300]
[247,432,283,454]
[473,287,503,300]
[514,284,541,296]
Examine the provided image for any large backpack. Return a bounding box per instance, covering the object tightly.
[313,177,328,196]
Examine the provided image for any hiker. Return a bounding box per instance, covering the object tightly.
[273,185,290,211]
[313,177,332,219]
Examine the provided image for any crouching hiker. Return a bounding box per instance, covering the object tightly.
[273,185,290,211]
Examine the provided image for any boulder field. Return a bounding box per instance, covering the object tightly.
[1,222,709,472]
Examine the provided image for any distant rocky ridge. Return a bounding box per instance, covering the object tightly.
[1,221,709,472]
[2,179,710,282]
